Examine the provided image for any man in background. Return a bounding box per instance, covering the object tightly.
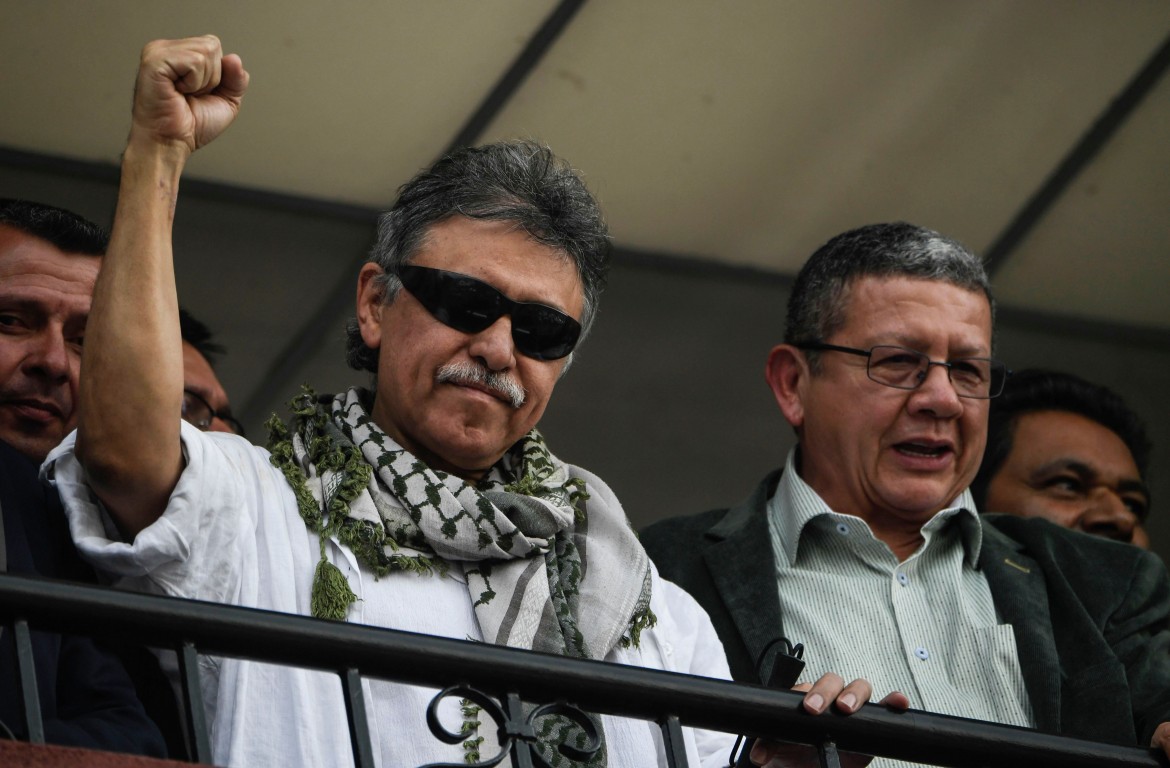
[0,198,165,755]
[971,367,1152,548]
[179,308,245,437]
[0,200,104,463]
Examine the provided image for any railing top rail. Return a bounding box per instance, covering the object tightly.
[1,573,1164,768]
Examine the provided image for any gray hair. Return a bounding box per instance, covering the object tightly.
[785,222,995,368]
[345,140,611,373]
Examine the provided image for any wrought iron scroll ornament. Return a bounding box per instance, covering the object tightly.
[421,684,602,768]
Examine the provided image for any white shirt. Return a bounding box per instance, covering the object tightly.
[46,422,734,768]
[767,449,1033,768]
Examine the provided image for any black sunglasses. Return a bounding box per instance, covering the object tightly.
[397,265,581,361]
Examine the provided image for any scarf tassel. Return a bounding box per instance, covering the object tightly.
[311,557,357,621]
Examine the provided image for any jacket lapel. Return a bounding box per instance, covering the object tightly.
[692,478,1066,727]
[979,519,1061,732]
[701,470,785,682]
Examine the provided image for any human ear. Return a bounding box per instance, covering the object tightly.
[355,263,387,349]
[765,344,808,429]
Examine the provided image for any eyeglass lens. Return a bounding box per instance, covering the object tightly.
[398,265,580,360]
[866,346,1004,398]
[182,390,246,437]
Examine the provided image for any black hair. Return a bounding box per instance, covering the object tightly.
[179,307,225,366]
[0,198,108,255]
[344,140,610,373]
[785,222,994,369]
[970,368,1152,508]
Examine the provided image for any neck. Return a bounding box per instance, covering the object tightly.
[864,520,926,562]
[423,455,488,484]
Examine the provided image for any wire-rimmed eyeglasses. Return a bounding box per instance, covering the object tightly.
[795,342,1010,399]
[182,389,246,437]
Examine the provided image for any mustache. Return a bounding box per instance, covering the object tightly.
[435,362,526,409]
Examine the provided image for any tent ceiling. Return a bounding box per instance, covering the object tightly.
[2,0,1169,402]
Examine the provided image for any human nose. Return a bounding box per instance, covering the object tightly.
[466,315,517,371]
[1079,491,1138,543]
[24,329,72,382]
[907,362,962,417]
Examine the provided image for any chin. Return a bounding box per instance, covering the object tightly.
[884,487,961,518]
[430,440,504,475]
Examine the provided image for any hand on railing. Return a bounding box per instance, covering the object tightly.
[1152,723,1170,763]
[747,673,909,767]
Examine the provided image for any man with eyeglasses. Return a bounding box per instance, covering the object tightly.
[642,222,1170,766]
[179,308,245,437]
[46,36,732,767]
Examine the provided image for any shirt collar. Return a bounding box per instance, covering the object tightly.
[767,446,983,567]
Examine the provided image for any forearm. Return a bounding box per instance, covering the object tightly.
[74,35,247,539]
[75,138,188,538]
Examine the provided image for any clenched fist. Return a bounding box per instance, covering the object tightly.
[129,34,248,155]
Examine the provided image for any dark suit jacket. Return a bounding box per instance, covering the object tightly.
[641,469,1170,748]
[0,439,166,755]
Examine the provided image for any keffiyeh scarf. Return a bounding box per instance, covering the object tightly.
[266,387,655,765]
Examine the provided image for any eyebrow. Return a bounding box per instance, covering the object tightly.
[1033,458,1150,500]
[1118,479,1151,501]
[0,294,90,323]
[874,334,990,357]
[0,295,44,311]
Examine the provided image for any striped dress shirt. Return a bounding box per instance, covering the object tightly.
[767,449,1033,768]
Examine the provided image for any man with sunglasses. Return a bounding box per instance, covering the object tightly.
[47,36,733,767]
[642,223,1170,766]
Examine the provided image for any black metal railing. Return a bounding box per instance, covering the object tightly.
[1,573,1166,768]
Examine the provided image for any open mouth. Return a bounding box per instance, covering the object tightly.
[895,442,951,458]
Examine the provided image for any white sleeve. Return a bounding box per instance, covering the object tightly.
[651,572,738,768]
[42,420,276,604]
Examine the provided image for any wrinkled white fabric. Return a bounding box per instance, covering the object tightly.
[46,422,734,768]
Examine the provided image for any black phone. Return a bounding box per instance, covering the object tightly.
[730,638,805,767]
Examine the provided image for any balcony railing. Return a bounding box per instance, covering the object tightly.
[1,573,1166,768]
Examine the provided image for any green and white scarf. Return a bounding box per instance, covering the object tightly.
[267,387,655,765]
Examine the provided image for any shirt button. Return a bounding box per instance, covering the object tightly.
[915,646,930,661]
[897,572,909,586]
[836,522,850,535]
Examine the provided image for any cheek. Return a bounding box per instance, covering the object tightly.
[0,350,18,380]
[960,406,989,444]
[1029,500,1083,527]
[517,364,563,415]
[983,474,1023,513]
[381,324,439,376]
[992,481,1075,522]
[387,355,430,401]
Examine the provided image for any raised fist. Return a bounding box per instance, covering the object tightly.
[129,34,248,154]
